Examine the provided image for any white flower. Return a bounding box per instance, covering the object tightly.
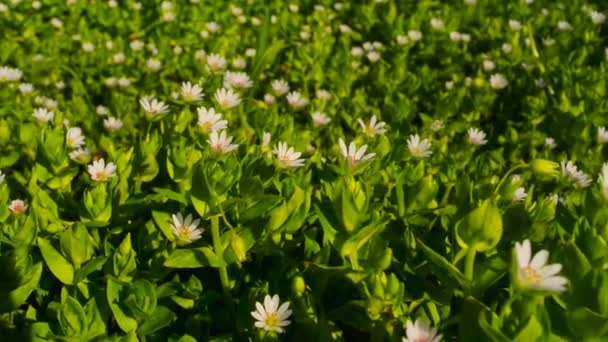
[311,112,331,127]
[0,66,23,82]
[591,11,606,24]
[18,83,33,94]
[402,319,442,342]
[367,51,381,63]
[223,71,253,89]
[286,91,308,110]
[139,96,169,116]
[598,127,608,144]
[467,128,487,145]
[339,138,375,167]
[206,21,221,33]
[396,35,409,45]
[509,19,522,31]
[271,79,290,96]
[460,33,471,42]
[251,294,292,334]
[599,162,608,199]
[206,53,226,72]
[146,59,162,71]
[264,94,275,105]
[180,81,204,102]
[0,170,4,184]
[262,132,272,147]
[545,137,556,149]
[197,107,227,132]
[351,46,365,56]
[489,73,508,89]
[316,89,331,101]
[162,11,175,22]
[502,43,513,53]
[560,160,591,188]
[82,42,95,52]
[69,147,91,162]
[431,120,444,132]
[50,17,63,28]
[32,108,54,123]
[66,127,86,148]
[96,105,109,116]
[117,77,131,88]
[514,240,567,293]
[430,18,445,30]
[513,187,528,202]
[482,60,496,71]
[407,30,422,41]
[171,213,203,244]
[449,31,462,42]
[407,134,432,158]
[214,88,241,110]
[130,40,144,51]
[557,20,572,31]
[194,50,207,61]
[9,199,27,215]
[87,159,117,182]
[245,48,256,57]
[288,4,298,12]
[358,115,387,137]
[232,57,247,69]
[273,142,305,168]
[207,130,238,153]
[104,117,123,132]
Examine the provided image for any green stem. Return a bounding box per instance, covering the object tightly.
[494,164,527,195]
[211,215,230,290]
[464,248,476,281]
[453,248,468,265]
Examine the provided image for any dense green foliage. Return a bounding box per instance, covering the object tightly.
[1,0,608,341]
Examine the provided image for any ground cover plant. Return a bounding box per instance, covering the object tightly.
[1,0,608,341]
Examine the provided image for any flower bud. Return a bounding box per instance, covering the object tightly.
[230,232,247,262]
[291,275,306,297]
[531,159,559,177]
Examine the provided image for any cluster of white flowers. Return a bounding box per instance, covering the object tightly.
[560,161,591,188]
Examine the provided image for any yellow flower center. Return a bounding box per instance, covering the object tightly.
[95,171,107,181]
[176,227,191,241]
[264,313,280,329]
[522,266,543,285]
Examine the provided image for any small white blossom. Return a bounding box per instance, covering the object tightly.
[408,30,422,41]
[197,107,227,132]
[223,71,253,89]
[286,91,308,110]
[103,117,123,132]
[598,127,608,144]
[431,120,444,131]
[407,134,432,158]
[206,53,227,72]
[96,105,109,116]
[180,81,204,102]
[514,240,567,293]
[509,20,522,31]
[251,295,292,333]
[358,115,387,137]
[545,137,556,149]
[490,73,508,89]
[0,66,23,82]
[32,108,54,123]
[69,147,91,162]
[146,59,162,72]
[9,199,27,215]
[273,142,305,168]
[139,96,169,116]
[18,83,33,94]
[513,187,528,202]
[207,130,238,153]
[560,160,591,188]
[271,80,290,96]
[66,127,85,148]
[171,213,203,244]
[402,319,442,342]
[467,128,488,145]
[311,112,331,127]
[338,138,375,167]
[557,20,572,31]
[430,18,445,30]
[591,11,606,24]
[87,159,117,182]
[214,88,241,110]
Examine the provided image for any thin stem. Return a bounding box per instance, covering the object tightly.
[494,164,527,195]
[211,215,230,290]
[464,248,476,281]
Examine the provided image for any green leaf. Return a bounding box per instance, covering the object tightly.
[4,262,43,313]
[38,237,74,285]
[418,239,470,291]
[58,295,88,338]
[513,316,544,342]
[164,247,226,268]
[106,278,138,333]
[137,306,176,336]
[455,199,503,252]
